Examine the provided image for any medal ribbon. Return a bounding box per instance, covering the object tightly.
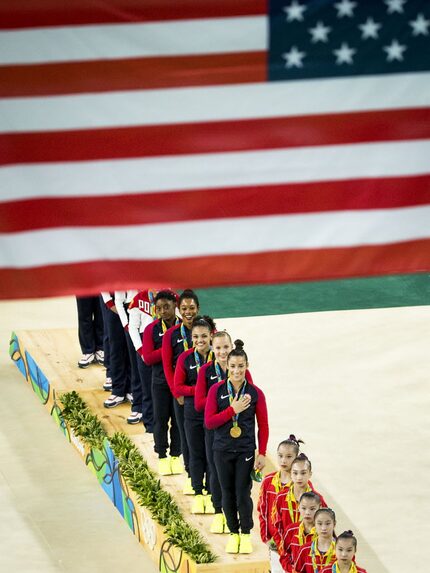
[270,471,289,494]
[332,564,357,573]
[148,289,157,320]
[161,317,180,333]
[310,539,336,573]
[297,522,316,546]
[194,349,214,373]
[285,482,311,524]
[270,471,290,525]
[227,378,247,428]
[214,360,225,382]
[180,324,190,351]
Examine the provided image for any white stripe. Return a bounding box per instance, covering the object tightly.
[1,140,429,202]
[1,206,429,268]
[0,17,266,64]
[0,73,428,133]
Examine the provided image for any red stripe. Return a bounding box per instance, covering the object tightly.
[1,240,429,299]
[2,176,429,233]
[0,52,266,98]
[2,108,429,165]
[0,0,266,29]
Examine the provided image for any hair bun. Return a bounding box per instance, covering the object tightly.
[345,530,354,536]
[181,288,196,297]
[297,452,309,460]
[234,339,244,350]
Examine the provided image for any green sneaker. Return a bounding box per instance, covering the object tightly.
[210,513,225,534]
[239,533,253,554]
[170,456,183,475]
[158,457,172,476]
[191,494,205,514]
[182,477,195,495]
[225,533,240,554]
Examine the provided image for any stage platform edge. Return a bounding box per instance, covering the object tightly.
[9,328,272,573]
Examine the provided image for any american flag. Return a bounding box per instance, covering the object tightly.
[1,0,429,299]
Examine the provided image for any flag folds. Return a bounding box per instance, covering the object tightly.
[1,0,429,298]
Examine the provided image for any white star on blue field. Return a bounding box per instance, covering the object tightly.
[270,0,430,81]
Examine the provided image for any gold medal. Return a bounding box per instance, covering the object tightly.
[230,426,242,438]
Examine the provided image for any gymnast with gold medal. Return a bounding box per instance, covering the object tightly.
[205,339,269,556]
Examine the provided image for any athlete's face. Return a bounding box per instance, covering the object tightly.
[299,497,320,525]
[227,355,248,383]
[277,444,297,473]
[192,326,211,354]
[315,513,335,540]
[212,334,232,364]
[335,539,355,566]
[179,298,199,327]
[155,298,176,322]
[291,461,312,488]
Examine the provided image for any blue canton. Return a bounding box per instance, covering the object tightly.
[269,0,430,81]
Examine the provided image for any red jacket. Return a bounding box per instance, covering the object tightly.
[320,565,367,573]
[273,482,326,549]
[257,471,289,545]
[195,361,254,412]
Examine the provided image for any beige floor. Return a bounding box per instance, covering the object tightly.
[1,297,429,572]
[0,298,158,573]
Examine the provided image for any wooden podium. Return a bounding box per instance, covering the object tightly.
[10,329,272,573]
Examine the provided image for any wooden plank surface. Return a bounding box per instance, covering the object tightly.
[15,328,272,569]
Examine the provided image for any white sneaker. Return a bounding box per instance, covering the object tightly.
[127,412,143,425]
[103,377,112,392]
[95,349,104,365]
[104,395,126,408]
[78,353,95,368]
[126,393,133,404]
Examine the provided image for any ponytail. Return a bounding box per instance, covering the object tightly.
[291,452,312,471]
[278,434,305,456]
[336,530,357,550]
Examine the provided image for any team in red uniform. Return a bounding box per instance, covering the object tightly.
[258,435,304,573]
[205,340,269,555]
[94,284,370,568]
[195,330,254,533]
[162,289,200,493]
[174,316,216,514]
[319,530,367,573]
[294,508,337,573]
[141,290,182,476]
[274,454,327,550]
[280,491,321,572]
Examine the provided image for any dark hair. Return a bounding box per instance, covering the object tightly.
[212,330,232,342]
[291,452,312,471]
[278,434,305,456]
[191,315,216,333]
[314,508,336,525]
[336,530,357,550]
[299,491,321,505]
[227,339,248,363]
[154,289,178,304]
[178,289,200,307]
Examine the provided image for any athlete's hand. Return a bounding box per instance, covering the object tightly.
[254,454,266,471]
[176,396,184,405]
[231,393,251,414]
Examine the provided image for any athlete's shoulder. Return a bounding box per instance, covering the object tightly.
[296,540,312,557]
[200,361,213,376]
[146,318,159,333]
[177,348,194,366]
[285,521,300,535]
[166,323,182,341]
[262,470,277,483]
